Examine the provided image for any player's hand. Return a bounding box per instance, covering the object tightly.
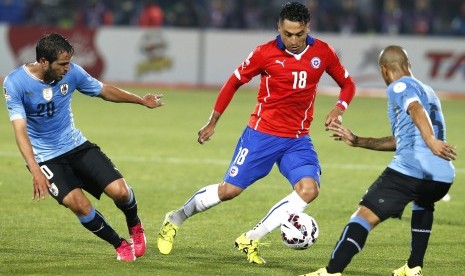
[142,93,164,108]
[428,140,457,161]
[327,123,358,147]
[31,169,50,201]
[198,122,215,144]
[325,106,343,130]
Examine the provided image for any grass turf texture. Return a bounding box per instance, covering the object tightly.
[1,87,464,275]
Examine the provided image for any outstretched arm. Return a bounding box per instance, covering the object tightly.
[99,84,164,108]
[197,74,242,145]
[324,79,355,129]
[408,101,456,160]
[11,119,50,201]
[325,52,356,129]
[198,111,222,144]
[327,123,396,151]
[325,106,344,130]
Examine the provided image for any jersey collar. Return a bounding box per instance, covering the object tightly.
[276,35,315,50]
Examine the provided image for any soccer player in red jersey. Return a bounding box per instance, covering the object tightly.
[158,2,355,264]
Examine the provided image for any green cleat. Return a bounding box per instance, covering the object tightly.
[392,264,423,276]
[234,233,266,264]
[157,211,179,255]
[300,267,341,276]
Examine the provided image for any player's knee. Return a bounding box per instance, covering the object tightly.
[294,181,319,203]
[353,206,380,228]
[299,188,319,203]
[218,182,242,201]
[105,179,130,201]
[64,195,92,216]
[218,189,239,201]
[113,186,130,202]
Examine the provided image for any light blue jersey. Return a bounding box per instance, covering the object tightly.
[4,63,103,162]
[386,76,455,183]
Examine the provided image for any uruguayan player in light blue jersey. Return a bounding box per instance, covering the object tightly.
[3,33,163,261]
[304,45,456,276]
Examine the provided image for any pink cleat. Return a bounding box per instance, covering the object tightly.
[116,239,136,261]
[130,223,147,257]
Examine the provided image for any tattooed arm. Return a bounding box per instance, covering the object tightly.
[327,124,396,151]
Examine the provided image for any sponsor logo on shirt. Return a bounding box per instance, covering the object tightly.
[42,87,53,102]
[60,83,69,95]
[275,59,285,67]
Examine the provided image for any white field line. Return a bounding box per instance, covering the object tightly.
[1,150,464,175]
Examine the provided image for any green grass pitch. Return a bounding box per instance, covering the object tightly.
[1,87,463,275]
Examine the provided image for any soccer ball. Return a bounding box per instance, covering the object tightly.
[281,212,319,250]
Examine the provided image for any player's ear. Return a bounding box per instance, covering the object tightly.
[38,57,49,66]
[380,65,387,76]
[380,65,391,85]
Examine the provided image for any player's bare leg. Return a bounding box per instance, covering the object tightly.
[106,179,146,257]
[64,188,135,261]
[158,183,229,254]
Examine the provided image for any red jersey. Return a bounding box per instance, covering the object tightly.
[214,35,355,138]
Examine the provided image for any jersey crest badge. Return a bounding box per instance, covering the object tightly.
[393,82,407,93]
[60,83,69,95]
[42,87,53,101]
[310,57,321,69]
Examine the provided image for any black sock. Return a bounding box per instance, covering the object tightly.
[408,209,433,268]
[327,219,370,273]
[115,188,140,229]
[80,208,123,248]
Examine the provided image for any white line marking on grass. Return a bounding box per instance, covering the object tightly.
[106,154,465,175]
[116,155,230,166]
[0,151,20,157]
[322,163,385,171]
[1,150,464,174]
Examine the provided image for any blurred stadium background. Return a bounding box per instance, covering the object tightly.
[1,0,465,97]
[1,1,464,275]
[1,0,465,34]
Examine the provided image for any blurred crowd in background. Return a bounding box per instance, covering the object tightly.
[1,0,465,36]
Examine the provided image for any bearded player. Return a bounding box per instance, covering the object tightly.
[4,33,163,261]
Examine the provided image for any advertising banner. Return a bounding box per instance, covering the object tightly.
[0,25,463,95]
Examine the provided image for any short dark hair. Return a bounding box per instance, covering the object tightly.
[279,2,311,24]
[36,33,74,63]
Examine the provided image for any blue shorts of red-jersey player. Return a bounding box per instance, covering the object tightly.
[223,126,321,189]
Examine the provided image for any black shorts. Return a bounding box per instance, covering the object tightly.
[37,141,123,204]
[360,167,451,221]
